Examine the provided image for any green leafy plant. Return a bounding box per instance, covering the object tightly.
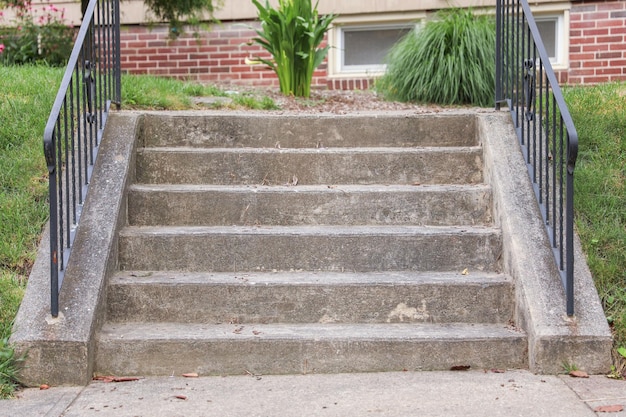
[0,2,74,66]
[377,8,495,107]
[250,0,335,98]
[561,361,579,373]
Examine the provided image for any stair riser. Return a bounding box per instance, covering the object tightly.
[118,231,502,272]
[140,113,478,148]
[135,149,484,185]
[95,338,527,376]
[107,281,513,324]
[127,187,493,227]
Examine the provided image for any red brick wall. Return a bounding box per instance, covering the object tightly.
[120,22,375,90]
[568,0,626,84]
[119,22,370,90]
[120,1,626,89]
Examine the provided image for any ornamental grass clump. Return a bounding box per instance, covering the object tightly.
[250,0,335,98]
[377,8,495,107]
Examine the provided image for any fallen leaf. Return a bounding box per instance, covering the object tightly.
[93,375,140,383]
[182,373,199,378]
[175,395,188,400]
[113,376,140,382]
[450,365,471,371]
[461,268,469,275]
[594,405,624,413]
[491,369,506,373]
[39,384,50,390]
[569,370,589,378]
[252,330,262,335]
[412,182,421,186]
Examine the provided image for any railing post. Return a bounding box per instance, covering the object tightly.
[495,0,502,110]
[114,0,122,108]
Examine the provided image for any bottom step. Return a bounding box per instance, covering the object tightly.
[96,323,527,376]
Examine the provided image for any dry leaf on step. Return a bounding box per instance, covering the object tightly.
[594,405,624,413]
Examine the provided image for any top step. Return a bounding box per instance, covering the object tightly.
[138,112,478,148]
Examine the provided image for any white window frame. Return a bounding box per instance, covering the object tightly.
[328,13,425,79]
[532,4,570,70]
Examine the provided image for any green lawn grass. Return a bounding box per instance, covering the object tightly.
[563,82,626,373]
[0,66,623,397]
[0,64,60,398]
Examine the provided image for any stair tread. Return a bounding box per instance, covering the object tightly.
[137,146,482,154]
[120,224,500,236]
[111,270,511,286]
[99,322,525,341]
[128,183,491,192]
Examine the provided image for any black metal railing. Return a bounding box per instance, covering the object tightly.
[43,0,121,317]
[496,0,578,316]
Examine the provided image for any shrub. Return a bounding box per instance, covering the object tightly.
[0,2,74,66]
[143,0,218,37]
[377,8,495,107]
[250,0,335,98]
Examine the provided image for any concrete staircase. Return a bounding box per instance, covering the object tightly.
[95,113,528,376]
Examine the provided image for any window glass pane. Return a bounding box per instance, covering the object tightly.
[536,19,557,59]
[343,27,411,66]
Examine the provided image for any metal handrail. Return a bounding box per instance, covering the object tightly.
[43,0,121,317]
[496,0,578,316]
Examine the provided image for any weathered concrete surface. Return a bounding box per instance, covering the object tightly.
[10,110,612,385]
[8,371,624,417]
[95,322,527,376]
[127,183,493,226]
[135,146,485,185]
[9,113,141,386]
[478,112,612,374]
[139,111,478,148]
[117,225,503,272]
[106,271,513,324]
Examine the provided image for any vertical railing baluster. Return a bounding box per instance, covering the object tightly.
[551,95,557,247]
[559,118,565,269]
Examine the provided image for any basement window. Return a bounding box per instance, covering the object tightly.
[330,21,420,77]
[534,13,568,69]
[341,25,414,72]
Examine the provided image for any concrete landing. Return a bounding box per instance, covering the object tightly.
[3,370,625,417]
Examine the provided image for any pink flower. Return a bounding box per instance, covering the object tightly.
[0,44,5,54]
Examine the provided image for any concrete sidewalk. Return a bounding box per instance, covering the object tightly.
[2,370,625,417]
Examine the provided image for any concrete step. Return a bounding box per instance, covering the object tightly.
[117,225,502,273]
[139,113,478,148]
[135,147,484,185]
[106,271,514,324]
[95,322,527,376]
[127,184,493,227]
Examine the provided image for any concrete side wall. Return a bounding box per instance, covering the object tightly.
[478,112,612,374]
[9,114,141,386]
